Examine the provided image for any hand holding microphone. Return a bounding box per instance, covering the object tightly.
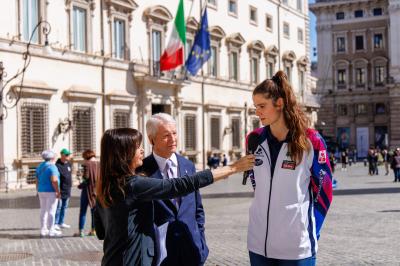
[243,132,259,185]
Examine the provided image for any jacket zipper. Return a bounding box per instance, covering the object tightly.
[264,143,286,258]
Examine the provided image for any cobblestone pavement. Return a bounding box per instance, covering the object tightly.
[0,164,400,265]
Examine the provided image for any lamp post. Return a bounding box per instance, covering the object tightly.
[0,20,51,189]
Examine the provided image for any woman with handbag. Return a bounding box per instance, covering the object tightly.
[74,149,98,237]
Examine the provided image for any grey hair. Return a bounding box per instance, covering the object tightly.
[146,113,176,141]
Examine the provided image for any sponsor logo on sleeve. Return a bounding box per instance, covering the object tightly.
[318,150,327,164]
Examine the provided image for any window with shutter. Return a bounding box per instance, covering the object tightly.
[21,103,48,158]
[73,106,95,154]
[231,118,241,149]
[113,110,130,128]
[210,117,220,150]
[184,115,196,150]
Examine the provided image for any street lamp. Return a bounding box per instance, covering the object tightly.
[0,20,52,189]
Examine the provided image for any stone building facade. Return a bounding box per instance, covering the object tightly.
[0,0,317,188]
[311,0,400,158]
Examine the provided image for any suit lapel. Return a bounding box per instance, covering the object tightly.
[176,154,190,213]
[150,153,180,213]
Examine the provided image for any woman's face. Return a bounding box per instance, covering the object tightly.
[130,145,145,170]
[253,94,283,126]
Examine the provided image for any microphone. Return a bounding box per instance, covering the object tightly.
[243,132,259,185]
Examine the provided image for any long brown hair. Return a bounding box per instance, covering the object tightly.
[97,128,142,208]
[253,70,310,163]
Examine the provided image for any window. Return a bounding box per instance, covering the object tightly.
[283,22,290,38]
[337,37,345,52]
[355,35,364,50]
[21,102,48,157]
[373,8,382,16]
[230,51,239,81]
[72,6,87,52]
[375,66,384,85]
[297,28,303,43]
[338,104,348,116]
[252,119,260,130]
[355,68,365,87]
[185,38,193,60]
[152,30,162,76]
[267,62,274,78]
[113,110,130,128]
[209,46,218,77]
[184,115,196,150]
[297,0,302,12]
[249,6,257,24]
[114,19,126,59]
[210,117,221,150]
[375,103,386,114]
[374,34,383,49]
[22,0,39,42]
[266,14,273,31]
[337,69,346,85]
[356,104,367,115]
[231,118,241,149]
[208,0,217,6]
[336,12,345,20]
[299,70,305,92]
[73,106,95,154]
[251,57,259,84]
[228,0,237,16]
[285,66,291,83]
[354,10,363,18]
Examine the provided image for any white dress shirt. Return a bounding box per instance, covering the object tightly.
[153,152,178,265]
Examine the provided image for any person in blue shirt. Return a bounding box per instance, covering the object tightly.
[36,149,61,237]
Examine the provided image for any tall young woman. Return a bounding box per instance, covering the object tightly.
[94,128,254,266]
[247,71,333,266]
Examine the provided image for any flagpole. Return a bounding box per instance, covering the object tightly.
[200,0,206,170]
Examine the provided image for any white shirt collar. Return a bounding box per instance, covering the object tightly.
[153,152,178,172]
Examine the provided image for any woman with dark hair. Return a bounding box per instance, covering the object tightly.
[246,71,333,266]
[74,149,98,237]
[94,128,254,266]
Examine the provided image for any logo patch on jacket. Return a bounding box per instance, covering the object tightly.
[255,159,263,166]
[281,160,296,170]
[255,147,263,156]
[318,150,327,164]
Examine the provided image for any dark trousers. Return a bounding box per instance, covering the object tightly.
[249,251,316,266]
[79,188,95,230]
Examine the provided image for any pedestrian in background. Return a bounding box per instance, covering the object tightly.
[74,149,98,237]
[55,148,72,230]
[248,71,333,266]
[394,148,400,182]
[94,128,254,266]
[341,151,348,171]
[382,148,389,176]
[36,150,61,237]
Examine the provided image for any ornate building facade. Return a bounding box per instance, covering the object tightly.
[311,0,400,157]
[0,0,316,188]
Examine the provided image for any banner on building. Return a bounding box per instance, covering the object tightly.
[356,127,369,158]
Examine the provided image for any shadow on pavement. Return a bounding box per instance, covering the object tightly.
[378,209,400,213]
[0,233,43,240]
[0,196,80,209]
[0,228,37,232]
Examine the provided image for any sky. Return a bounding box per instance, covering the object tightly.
[309,0,317,62]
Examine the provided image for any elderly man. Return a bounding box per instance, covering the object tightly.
[136,113,209,266]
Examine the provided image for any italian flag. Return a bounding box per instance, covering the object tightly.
[160,0,186,71]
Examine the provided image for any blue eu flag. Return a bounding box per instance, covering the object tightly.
[185,8,211,76]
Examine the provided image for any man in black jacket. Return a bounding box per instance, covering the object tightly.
[55,148,72,230]
[137,113,209,266]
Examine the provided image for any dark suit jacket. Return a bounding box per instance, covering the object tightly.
[94,171,213,266]
[136,154,209,266]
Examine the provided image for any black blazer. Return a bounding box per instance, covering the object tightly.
[137,154,209,266]
[94,171,213,266]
